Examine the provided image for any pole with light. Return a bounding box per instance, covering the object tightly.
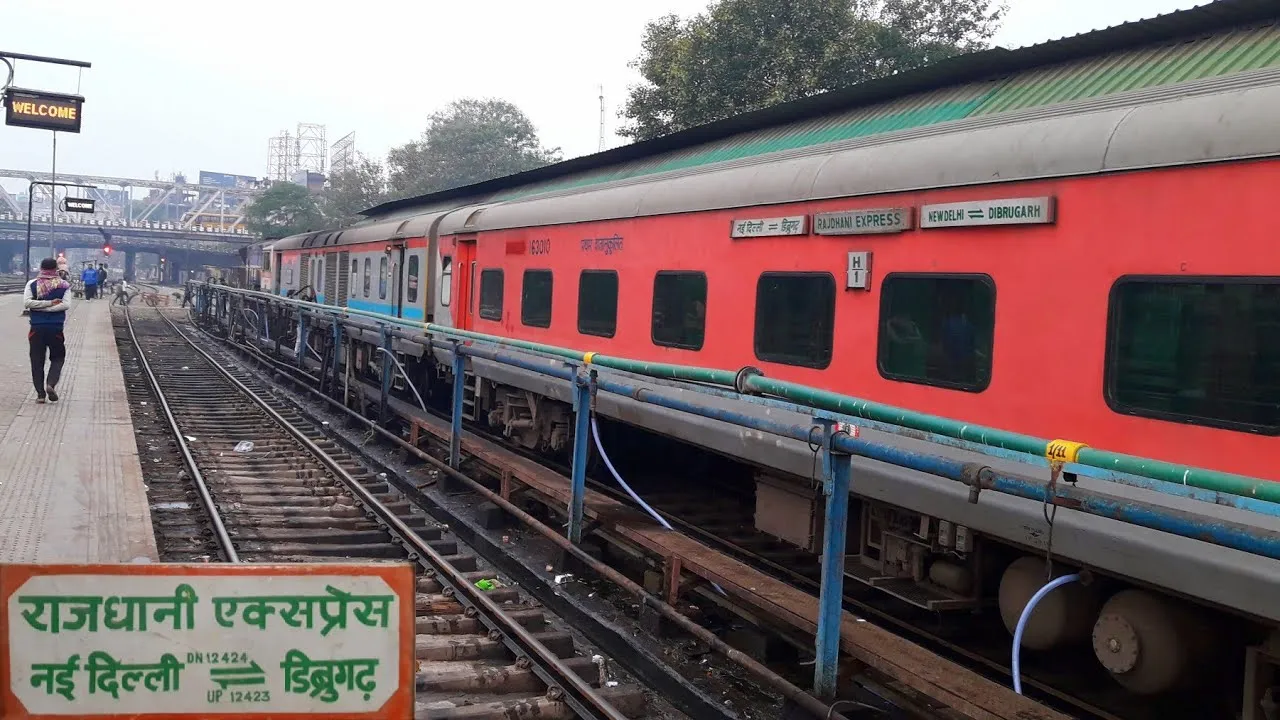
[23,180,95,281]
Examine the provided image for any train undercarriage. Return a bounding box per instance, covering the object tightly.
[260,307,1280,720]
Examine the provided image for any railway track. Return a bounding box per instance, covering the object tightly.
[195,308,1154,720]
[116,307,654,720]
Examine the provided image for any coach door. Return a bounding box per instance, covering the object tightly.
[455,237,477,331]
[390,244,406,318]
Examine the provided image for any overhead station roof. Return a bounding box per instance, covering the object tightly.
[365,0,1280,219]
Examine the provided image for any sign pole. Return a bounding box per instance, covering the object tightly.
[49,131,56,259]
[23,181,33,282]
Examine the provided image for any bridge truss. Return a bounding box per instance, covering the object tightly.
[0,168,263,232]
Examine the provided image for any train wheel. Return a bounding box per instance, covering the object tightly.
[1091,589,1213,695]
[998,556,1100,650]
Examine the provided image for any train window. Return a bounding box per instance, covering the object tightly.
[754,273,835,369]
[521,270,552,328]
[479,269,504,321]
[378,257,388,299]
[407,256,420,304]
[652,271,706,350]
[350,259,358,298]
[440,257,452,307]
[363,258,371,297]
[877,274,995,392]
[1106,277,1280,433]
[578,270,618,337]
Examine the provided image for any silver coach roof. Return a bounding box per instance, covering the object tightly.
[450,70,1280,233]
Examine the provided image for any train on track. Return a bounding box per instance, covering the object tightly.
[239,4,1280,717]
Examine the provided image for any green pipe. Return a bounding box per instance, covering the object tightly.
[743,375,1280,505]
[213,285,1279,504]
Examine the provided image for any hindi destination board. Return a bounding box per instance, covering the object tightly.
[730,215,807,239]
[1,564,414,718]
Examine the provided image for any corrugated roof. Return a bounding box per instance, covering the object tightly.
[366,0,1280,218]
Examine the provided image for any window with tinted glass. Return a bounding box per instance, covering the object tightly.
[350,259,358,297]
[363,258,371,297]
[1106,277,1280,433]
[877,274,995,392]
[378,257,388,299]
[522,270,553,327]
[479,269,504,321]
[407,256,420,304]
[578,270,618,337]
[652,271,706,350]
[754,273,835,368]
[440,257,452,307]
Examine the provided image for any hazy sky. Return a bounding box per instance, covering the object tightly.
[1,0,1202,186]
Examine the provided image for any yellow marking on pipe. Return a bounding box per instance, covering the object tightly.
[583,351,597,364]
[1045,439,1088,465]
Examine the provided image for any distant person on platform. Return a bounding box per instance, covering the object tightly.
[97,264,108,294]
[81,264,99,300]
[24,258,71,403]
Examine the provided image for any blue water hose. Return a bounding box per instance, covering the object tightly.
[1012,573,1082,695]
[589,416,726,597]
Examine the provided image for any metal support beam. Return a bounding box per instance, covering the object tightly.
[378,326,392,425]
[0,185,21,214]
[449,342,465,469]
[814,418,853,700]
[329,318,343,398]
[183,189,222,229]
[136,187,173,223]
[296,309,308,371]
[567,369,594,544]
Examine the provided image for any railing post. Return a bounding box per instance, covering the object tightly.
[379,325,392,425]
[567,368,594,544]
[449,340,465,469]
[295,309,308,369]
[329,317,342,398]
[814,417,852,700]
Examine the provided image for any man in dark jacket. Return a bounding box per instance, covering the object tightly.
[97,264,108,294]
[25,258,71,403]
[81,264,99,300]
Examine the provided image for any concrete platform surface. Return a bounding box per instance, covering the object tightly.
[0,292,158,563]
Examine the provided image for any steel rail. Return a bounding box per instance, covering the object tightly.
[123,305,239,562]
[209,320,858,720]
[156,311,629,720]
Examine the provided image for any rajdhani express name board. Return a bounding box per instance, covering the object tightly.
[0,563,414,718]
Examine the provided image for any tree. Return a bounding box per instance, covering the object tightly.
[387,98,562,198]
[322,154,387,228]
[244,182,326,239]
[621,0,1006,141]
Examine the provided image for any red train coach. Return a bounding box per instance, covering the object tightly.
[411,16,1280,483]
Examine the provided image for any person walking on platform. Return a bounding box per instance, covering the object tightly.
[81,264,99,300]
[25,258,71,403]
[97,264,108,296]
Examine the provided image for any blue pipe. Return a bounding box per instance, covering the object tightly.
[203,288,1280,560]
[1012,574,1081,695]
[589,415,727,597]
[582,376,1280,562]
[608,370,1280,519]
[590,416,673,531]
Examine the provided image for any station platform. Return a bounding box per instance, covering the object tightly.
[0,291,157,563]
